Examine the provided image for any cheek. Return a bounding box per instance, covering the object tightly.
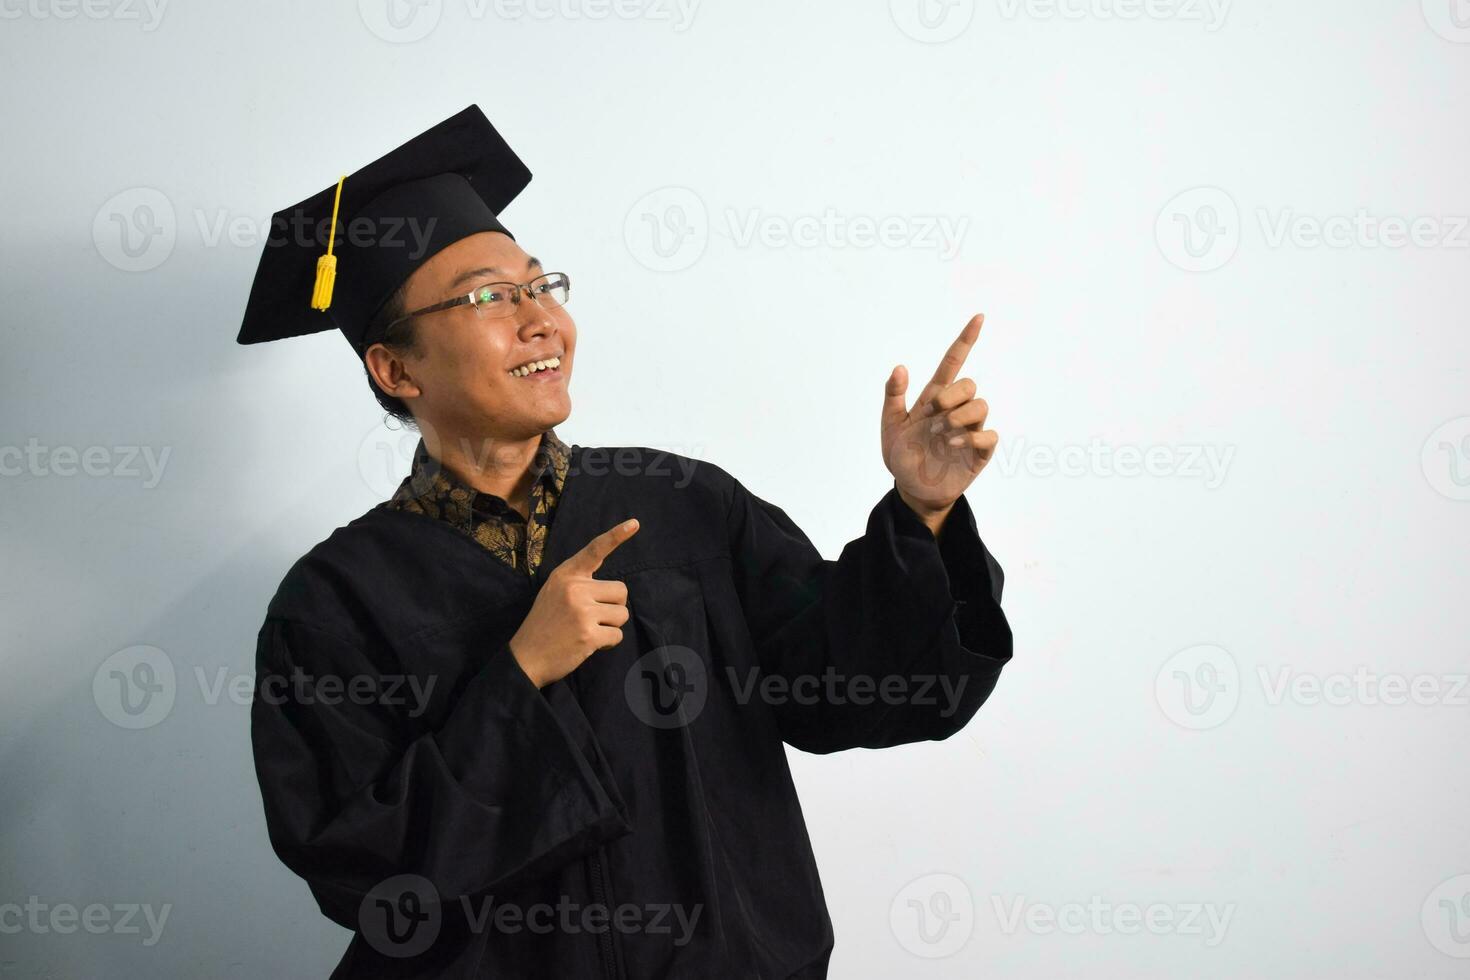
[452,329,513,378]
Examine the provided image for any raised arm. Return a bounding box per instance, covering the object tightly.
[725,474,1012,753]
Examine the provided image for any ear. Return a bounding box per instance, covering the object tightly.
[364,342,423,401]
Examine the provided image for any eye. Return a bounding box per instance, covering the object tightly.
[476,287,504,304]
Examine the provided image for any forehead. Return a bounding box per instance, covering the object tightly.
[406,231,537,298]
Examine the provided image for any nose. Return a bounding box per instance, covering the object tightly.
[513,288,557,341]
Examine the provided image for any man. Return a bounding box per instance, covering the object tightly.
[239,104,1012,979]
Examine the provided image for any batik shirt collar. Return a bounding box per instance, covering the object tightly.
[386,428,571,575]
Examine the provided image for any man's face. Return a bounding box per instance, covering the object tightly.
[383,231,575,442]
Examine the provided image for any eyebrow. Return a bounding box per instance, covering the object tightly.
[448,256,542,291]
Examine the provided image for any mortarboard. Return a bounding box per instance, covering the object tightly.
[236,104,531,351]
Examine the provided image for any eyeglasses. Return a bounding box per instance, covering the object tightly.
[386,272,571,330]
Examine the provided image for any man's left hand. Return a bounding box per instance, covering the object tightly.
[881,313,998,529]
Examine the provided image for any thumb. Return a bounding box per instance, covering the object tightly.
[881,364,909,428]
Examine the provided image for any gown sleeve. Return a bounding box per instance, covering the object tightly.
[249,617,632,932]
[725,476,1013,754]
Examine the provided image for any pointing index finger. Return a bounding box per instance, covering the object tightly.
[567,518,640,575]
[926,313,985,393]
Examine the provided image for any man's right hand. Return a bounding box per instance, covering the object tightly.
[508,518,640,688]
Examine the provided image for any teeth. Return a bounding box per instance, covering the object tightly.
[510,356,561,377]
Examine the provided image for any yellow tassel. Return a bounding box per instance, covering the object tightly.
[311,253,337,311]
[311,174,347,311]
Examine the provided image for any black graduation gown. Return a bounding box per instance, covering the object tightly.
[249,445,1013,979]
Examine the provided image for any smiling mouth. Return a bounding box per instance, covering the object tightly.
[508,355,562,377]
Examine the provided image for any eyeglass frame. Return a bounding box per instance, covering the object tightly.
[384,271,572,331]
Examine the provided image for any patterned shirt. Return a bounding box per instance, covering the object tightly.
[385,429,571,577]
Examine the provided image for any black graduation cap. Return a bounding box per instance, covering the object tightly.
[237,104,531,351]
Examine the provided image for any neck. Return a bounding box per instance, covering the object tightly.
[421,424,546,515]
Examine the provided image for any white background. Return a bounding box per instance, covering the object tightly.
[1,1,1467,977]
